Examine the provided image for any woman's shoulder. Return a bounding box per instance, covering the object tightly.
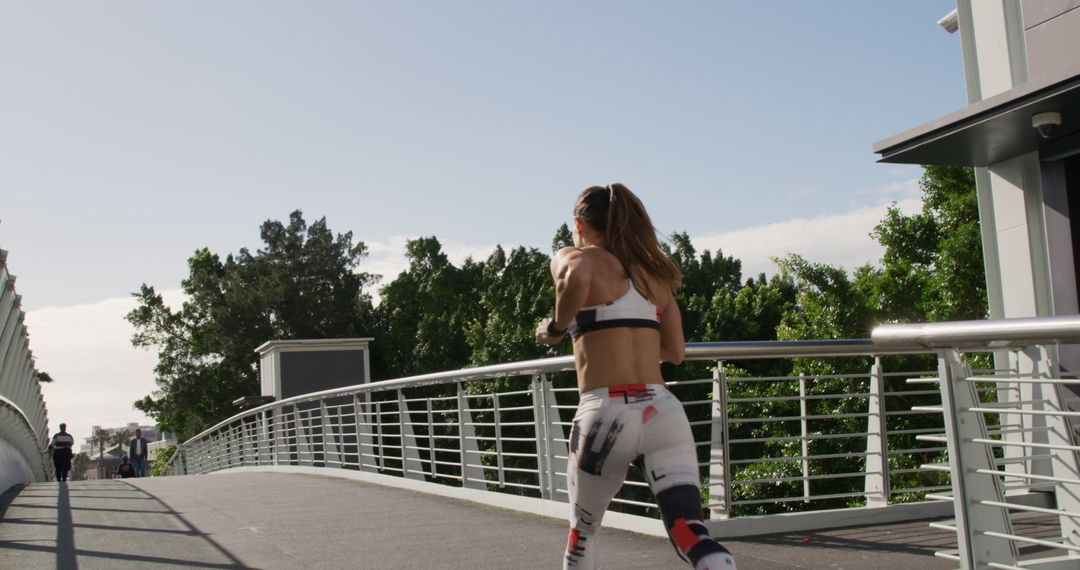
[631,267,675,305]
[553,246,583,260]
[554,246,606,270]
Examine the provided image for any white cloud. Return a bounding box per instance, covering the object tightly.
[27,298,157,450]
[692,197,922,280]
[25,289,187,450]
[859,175,921,198]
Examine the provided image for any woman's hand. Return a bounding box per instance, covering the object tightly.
[536,317,567,345]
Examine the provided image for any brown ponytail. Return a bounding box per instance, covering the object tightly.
[574,183,683,294]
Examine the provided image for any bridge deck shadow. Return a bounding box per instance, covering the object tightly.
[0,479,246,569]
[1,472,966,569]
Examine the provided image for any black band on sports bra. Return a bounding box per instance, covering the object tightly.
[569,317,661,339]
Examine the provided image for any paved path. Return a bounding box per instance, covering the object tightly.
[0,472,958,569]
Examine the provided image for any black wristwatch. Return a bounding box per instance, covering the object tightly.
[547,319,568,337]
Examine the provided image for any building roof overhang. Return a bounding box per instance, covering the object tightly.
[874,64,1080,166]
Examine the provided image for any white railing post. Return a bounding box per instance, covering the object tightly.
[1027,345,1080,550]
[320,400,340,468]
[259,409,269,466]
[312,405,324,466]
[997,351,1033,489]
[938,349,1017,569]
[426,398,436,478]
[865,358,890,508]
[1010,349,1051,489]
[397,390,424,481]
[273,406,285,466]
[375,401,385,470]
[532,374,550,499]
[354,394,375,472]
[298,408,311,466]
[709,361,730,518]
[493,392,505,487]
[213,433,221,471]
[456,382,487,489]
[799,372,811,503]
[240,421,250,466]
[544,375,568,499]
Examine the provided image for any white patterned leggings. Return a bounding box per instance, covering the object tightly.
[564,384,735,570]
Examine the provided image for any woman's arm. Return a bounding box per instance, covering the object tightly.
[658,290,685,364]
[536,247,592,345]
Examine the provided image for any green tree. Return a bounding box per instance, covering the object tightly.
[693,273,796,344]
[128,211,377,440]
[551,223,573,253]
[870,165,986,322]
[666,232,746,342]
[70,452,90,481]
[373,237,477,378]
[776,165,985,340]
[109,429,134,452]
[465,245,562,365]
[91,427,109,459]
[759,166,985,511]
[775,256,877,342]
[150,444,177,477]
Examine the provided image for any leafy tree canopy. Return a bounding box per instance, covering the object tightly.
[870,165,985,322]
[128,166,986,443]
[128,211,376,439]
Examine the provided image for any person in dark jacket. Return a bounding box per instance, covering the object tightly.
[116,455,136,479]
[128,429,150,477]
[48,423,76,482]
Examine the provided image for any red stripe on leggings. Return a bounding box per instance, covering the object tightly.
[567,528,581,551]
[671,518,701,554]
[608,384,647,397]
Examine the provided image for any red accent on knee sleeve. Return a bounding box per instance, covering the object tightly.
[567,528,581,552]
[671,517,701,554]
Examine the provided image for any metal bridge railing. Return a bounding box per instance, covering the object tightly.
[874,316,1080,569]
[0,248,51,485]
[165,315,1080,568]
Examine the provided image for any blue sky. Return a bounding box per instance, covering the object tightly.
[2,1,964,443]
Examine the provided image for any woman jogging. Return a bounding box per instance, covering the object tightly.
[536,183,736,570]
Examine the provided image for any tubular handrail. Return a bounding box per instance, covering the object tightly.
[174,319,1080,451]
[871,314,1080,348]
[0,394,43,446]
[0,395,49,477]
[176,339,940,447]
[0,248,51,484]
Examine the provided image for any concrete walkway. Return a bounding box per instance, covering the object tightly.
[0,472,959,569]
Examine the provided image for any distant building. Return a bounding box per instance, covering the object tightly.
[84,446,125,480]
[79,423,163,455]
[75,424,176,478]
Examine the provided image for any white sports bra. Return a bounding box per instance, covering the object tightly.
[567,280,662,339]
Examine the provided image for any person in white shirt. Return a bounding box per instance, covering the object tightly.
[128,429,150,477]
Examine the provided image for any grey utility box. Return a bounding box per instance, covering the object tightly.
[256,338,373,400]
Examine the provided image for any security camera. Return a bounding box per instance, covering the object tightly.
[1032,112,1062,139]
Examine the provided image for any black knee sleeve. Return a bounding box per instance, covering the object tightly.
[656,485,730,566]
